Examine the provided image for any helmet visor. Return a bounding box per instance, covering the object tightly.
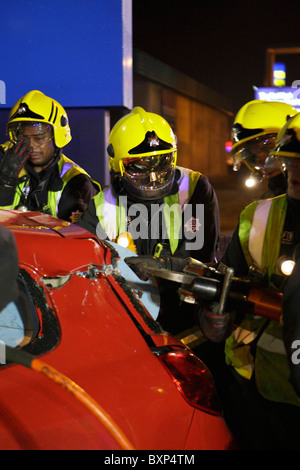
[8,122,53,144]
[122,152,175,189]
[233,134,277,173]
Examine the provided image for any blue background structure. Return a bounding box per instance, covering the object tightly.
[0,0,132,184]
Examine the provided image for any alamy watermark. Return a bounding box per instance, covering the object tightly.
[291,340,300,365]
[96,197,204,251]
[292,80,300,100]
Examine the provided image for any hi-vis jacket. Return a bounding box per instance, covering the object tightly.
[94,166,201,256]
[225,194,300,406]
[0,154,99,221]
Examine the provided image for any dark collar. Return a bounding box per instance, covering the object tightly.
[25,150,63,191]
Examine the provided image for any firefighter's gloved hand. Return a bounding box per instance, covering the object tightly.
[198,302,231,343]
[125,255,189,281]
[0,137,32,187]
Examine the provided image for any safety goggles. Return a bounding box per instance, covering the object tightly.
[8,122,53,146]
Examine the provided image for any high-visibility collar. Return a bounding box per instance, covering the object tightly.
[239,194,287,279]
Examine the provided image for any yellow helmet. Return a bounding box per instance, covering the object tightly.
[271,113,300,160]
[107,107,177,200]
[231,100,297,173]
[7,90,71,148]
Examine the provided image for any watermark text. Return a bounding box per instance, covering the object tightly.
[96,197,204,251]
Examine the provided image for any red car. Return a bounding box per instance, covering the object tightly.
[0,209,234,450]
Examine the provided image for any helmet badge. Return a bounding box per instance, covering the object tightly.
[17,105,26,115]
[148,135,160,147]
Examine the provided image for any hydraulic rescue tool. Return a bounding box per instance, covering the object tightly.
[134,258,283,322]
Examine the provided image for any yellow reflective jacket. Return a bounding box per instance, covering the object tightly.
[225,194,300,406]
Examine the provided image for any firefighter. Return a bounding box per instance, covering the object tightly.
[77,106,220,335]
[77,106,220,264]
[204,112,300,449]
[124,110,300,448]
[0,90,100,222]
[231,99,297,198]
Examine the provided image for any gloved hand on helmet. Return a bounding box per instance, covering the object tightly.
[0,137,32,187]
[125,255,189,281]
[197,301,232,343]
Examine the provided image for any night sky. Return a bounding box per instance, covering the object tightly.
[133,0,300,113]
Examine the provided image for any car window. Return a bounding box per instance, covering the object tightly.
[0,301,27,348]
[0,270,60,363]
[0,277,39,348]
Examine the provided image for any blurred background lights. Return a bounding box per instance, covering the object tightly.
[245,176,258,188]
[225,141,232,153]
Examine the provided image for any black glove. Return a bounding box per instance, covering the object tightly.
[198,302,231,342]
[125,255,189,281]
[0,137,32,186]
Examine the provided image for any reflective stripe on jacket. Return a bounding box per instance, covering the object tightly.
[0,154,91,217]
[94,166,201,254]
[238,195,287,281]
[225,194,300,405]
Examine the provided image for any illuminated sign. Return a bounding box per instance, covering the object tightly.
[273,63,286,87]
[254,86,300,111]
